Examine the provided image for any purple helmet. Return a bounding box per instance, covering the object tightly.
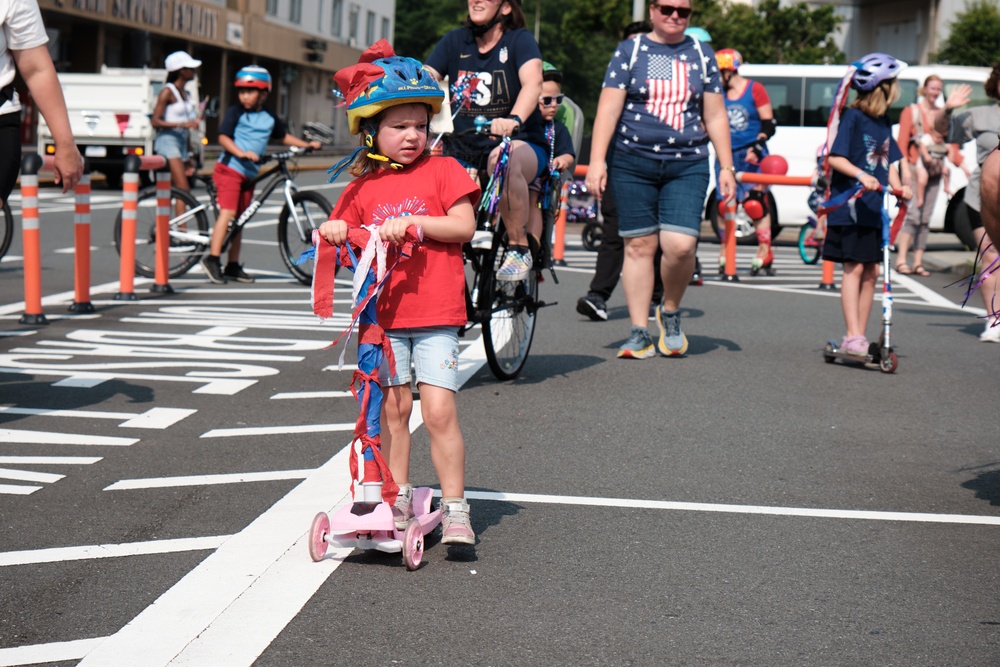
[850,53,906,92]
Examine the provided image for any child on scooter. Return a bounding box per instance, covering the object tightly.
[318,41,480,545]
[823,53,912,356]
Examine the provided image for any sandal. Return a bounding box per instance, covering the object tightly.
[894,262,913,275]
[912,265,930,276]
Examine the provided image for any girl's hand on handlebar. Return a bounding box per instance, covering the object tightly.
[858,172,880,192]
[378,217,419,245]
[899,185,913,201]
[242,150,260,162]
[318,219,349,246]
[307,140,322,151]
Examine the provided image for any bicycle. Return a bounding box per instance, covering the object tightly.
[441,123,559,380]
[0,199,12,260]
[797,216,824,265]
[113,143,332,285]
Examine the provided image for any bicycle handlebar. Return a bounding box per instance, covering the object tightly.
[260,146,314,163]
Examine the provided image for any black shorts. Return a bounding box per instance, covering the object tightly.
[822,224,882,264]
[0,111,21,204]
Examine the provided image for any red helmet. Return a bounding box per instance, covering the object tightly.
[760,155,788,176]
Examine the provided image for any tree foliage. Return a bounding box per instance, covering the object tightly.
[934,0,1000,67]
[393,0,843,132]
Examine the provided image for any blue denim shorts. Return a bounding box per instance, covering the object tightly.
[608,149,710,238]
[153,129,189,161]
[379,326,461,392]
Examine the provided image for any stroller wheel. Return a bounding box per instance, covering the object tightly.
[582,221,603,252]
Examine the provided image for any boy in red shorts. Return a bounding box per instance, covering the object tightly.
[203,65,321,283]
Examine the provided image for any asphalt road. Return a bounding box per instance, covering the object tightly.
[0,170,998,666]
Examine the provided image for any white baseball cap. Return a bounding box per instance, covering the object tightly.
[165,51,202,72]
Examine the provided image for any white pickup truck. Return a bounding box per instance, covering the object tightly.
[37,65,209,187]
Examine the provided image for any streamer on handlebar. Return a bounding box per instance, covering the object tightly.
[429,73,479,152]
[817,182,908,246]
[480,136,513,216]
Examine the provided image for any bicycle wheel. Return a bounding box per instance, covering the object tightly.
[278,190,333,285]
[0,199,12,260]
[798,217,822,265]
[113,187,211,278]
[482,227,538,380]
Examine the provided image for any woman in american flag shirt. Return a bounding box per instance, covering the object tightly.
[586,0,735,360]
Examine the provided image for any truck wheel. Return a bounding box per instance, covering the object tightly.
[947,188,977,250]
[103,166,123,190]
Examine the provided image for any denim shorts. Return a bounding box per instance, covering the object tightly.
[608,149,710,238]
[380,326,461,392]
[153,129,189,160]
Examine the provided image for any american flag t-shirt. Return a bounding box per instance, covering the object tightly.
[646,54,690,131]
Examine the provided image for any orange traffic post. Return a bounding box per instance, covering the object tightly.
[735,173,813,187]
[18,154,46,324]
[115,168,140,300]
[722,199,739,282]
[551,179,569,266]
[819,259,837,290]
[151,171,174,294]
[69,168,94,313]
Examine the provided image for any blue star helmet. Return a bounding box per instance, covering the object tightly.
[851,53,906,92]
[342,56,443,135]
[234,65,272,92]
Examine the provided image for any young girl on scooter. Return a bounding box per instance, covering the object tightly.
[319,40,481,545]
[823,53,912,356]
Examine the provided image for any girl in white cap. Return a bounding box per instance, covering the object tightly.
[152,50,201,212]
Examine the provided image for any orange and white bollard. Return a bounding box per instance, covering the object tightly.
[819,259,837,290]
[115,170,140,300]
[69,172,94,313]
[722,199,739,282]
[151,171,174,294]
[551,179,570,266]
[18,159,45,325]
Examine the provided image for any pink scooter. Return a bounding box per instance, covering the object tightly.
[308,482,442,570]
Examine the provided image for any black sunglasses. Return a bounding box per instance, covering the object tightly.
[652,4,692,19]
[539,95,564,106]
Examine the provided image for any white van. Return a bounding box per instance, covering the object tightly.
[705,63,991,247]
[37,65,208,187]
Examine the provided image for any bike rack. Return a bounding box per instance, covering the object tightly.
[17,154,92,324]
[117,154,169,299]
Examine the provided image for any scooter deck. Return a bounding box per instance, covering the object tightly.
[822,340,897,373]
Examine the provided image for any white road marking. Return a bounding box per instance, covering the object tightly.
[463,490,1000,526]
[0,637,107,667]
[201,422,355,438]
[0,468,64,483]
[271,390,353,399]
[105,469,314,491]
[0,330,35,337]
[0,428,138,446]
[0,456,102,465]
[0,483,41,495]
[0,535,229,567]
[0,405,195,429]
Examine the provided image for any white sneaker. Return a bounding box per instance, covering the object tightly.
[496,249,532,282]
[980,320,1000,343]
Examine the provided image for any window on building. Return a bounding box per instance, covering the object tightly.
[349,4,359,44]
[265,0,277,16]
[381,17,390,41]
[366,11,375,46]
[290,0,302,23]
[331,0,343,37]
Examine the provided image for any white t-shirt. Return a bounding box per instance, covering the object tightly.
[0,0,49,115]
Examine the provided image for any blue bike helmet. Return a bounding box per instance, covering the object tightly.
[850,53,906,92]
[234,65,272,92]
[684,26,713,43]
[335,40,443,135]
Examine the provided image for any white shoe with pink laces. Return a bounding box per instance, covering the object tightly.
[440,499,475,545]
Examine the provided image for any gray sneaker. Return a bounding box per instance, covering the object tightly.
[655,306,688,356]
[440,499,475,545]
[392,483,414,531]
[617,327,655,359]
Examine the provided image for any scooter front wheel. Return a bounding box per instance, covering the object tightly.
[308,512,330,562]
[402,519,424,571]
[879,351,898,374]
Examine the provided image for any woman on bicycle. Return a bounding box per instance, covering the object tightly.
[586,0,735,359]
[152,51,200,216]
[424,0,547,283]
[319,40,480,545]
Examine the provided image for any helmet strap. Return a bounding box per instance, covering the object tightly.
[364,132,404,170]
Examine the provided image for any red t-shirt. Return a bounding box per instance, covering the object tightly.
[330,156,481,329]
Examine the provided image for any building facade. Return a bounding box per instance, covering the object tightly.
[34,0,394,146]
